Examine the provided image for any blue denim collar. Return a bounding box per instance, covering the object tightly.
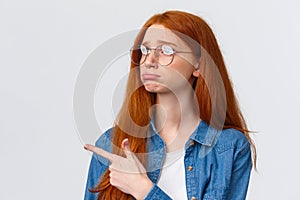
[149,118,221,147]
[191,120,221,146]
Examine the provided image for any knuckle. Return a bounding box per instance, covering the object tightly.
[109,178,114,185]
[109,178,116,186]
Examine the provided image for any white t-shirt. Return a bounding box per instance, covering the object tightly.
[157,148,188,200]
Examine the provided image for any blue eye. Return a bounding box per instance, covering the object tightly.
[161,45,174,55]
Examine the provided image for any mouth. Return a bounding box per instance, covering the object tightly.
[141,73,161,80]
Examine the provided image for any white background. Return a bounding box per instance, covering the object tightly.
[1,0,300,199]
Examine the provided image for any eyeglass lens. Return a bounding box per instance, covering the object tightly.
[131,45,174,66]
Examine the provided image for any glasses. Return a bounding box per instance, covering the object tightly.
[130,44,193,66]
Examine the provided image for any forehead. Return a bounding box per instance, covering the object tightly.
[142,24,187,47]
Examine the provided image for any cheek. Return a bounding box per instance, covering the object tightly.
[169,61,195,80]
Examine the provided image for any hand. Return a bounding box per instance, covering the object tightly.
[84,138,153,200]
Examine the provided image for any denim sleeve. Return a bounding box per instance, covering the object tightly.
[84,154,103,200]
[84,128,112,200]
[226,143,252,200]
[143,184,172,200]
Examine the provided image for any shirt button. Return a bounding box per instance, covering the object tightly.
[191,197,196,200]
[187,166,193,171]
[189,140,195,146]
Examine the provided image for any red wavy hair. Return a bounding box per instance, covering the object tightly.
[90,10,256,200]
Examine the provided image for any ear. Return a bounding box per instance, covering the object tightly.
[192,64,200,77]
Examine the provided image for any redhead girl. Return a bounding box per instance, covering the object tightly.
[84,10,256,200]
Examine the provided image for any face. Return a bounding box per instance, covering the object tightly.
[138,24,199,93]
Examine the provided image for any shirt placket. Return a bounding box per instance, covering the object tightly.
[184,139,199,200]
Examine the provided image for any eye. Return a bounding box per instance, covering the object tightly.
[161,45,174,55]
[140,45,148,55]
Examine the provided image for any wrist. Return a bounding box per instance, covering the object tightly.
[133,177,153,200]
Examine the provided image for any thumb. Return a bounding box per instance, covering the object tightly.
[122,138,146,173]
[122,138,134,159]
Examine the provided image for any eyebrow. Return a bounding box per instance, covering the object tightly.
[142,40,178,47]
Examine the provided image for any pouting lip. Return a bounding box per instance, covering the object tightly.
[141,73,160,77]
[141,73,161,80]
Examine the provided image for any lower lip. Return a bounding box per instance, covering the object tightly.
[142,74,160,80]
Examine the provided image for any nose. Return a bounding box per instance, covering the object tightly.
[143,50,158,69]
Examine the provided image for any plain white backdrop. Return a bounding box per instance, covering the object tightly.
[1,0,300,199]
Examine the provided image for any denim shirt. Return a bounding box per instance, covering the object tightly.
[84,120,252,200]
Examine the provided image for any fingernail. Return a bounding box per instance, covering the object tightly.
[124,138,129,146]
[84,144,88,150]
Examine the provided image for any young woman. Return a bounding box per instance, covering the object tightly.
[84,10,256,200]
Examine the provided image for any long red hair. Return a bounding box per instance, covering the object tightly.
[90,10,256,200]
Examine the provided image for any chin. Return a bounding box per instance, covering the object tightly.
[144,83,160,92]
[144,83,169,93]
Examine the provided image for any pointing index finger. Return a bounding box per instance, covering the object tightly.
[84,144,117,162]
